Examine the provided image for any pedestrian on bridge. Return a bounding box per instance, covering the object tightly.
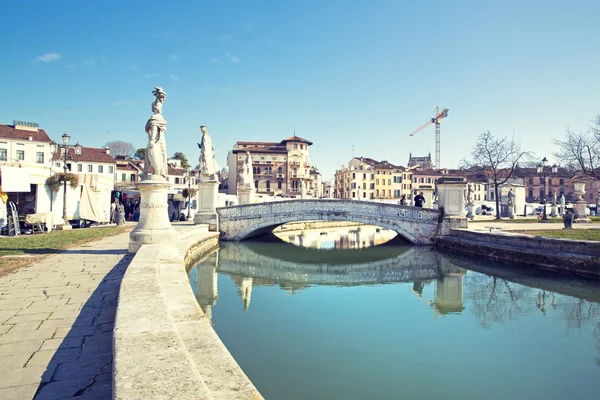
[414,192,425,208]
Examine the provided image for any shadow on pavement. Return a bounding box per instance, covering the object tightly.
[33,254,133,399]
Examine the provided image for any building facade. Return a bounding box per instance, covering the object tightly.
[227,135,314,197]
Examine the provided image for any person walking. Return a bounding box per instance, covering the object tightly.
[399,194,407,206]
[414,192,425,208]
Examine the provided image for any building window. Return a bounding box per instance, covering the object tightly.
[352,192,356,198]
[278,167,282,174]
[36,152,44,163]
[255,180,258,189]
[122,173,126,181]
[55,162,61,168]
[266,181,270,191]
[548,179,552,186]
[294,144,298,149]
[175,178,180,184]
[88,165,93,172]
[98,165,104,173]
[78,164,83,172]
[131,174,136,182]
[278,180,282,189]
[352,173,355,179]
[16,150,24,160]
[529,190,533,199]
[388,179,391,185]
[376,179,379,185]
[109,166,114,173]
[0,149,7,160]
[363,173,366,179]
[560,179,564,185]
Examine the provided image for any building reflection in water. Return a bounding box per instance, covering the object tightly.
[275,224,399,249]
[190,226,467,318]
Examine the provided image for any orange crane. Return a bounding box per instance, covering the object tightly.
[409,106,449,169]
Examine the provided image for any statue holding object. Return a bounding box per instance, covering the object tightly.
[143,87,168,179]
[197,125,219,179]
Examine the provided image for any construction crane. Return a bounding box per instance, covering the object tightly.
[409,106,449,169]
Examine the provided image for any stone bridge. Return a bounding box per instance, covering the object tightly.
[216,200,442,244]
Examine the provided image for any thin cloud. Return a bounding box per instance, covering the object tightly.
[153,31,174,38]
[170,54,180,61]
[36,52,62,63]
[230,56,240,63]
[143,73,159,79]
[218,34,231,41]
[83,56,96,66]
[210,58,220,63]
[170,74,180,82]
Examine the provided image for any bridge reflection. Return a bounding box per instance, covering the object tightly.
[274,224,400,249]
[188,242,467,318]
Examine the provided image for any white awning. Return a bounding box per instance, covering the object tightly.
[1,166,32,192]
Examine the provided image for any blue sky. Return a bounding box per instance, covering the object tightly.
[1,0,599,178]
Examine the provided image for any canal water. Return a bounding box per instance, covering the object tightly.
[188,225,600,400]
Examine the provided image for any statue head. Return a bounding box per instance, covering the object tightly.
[200,125,208,134]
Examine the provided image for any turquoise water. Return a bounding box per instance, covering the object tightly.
[188,227,600,400]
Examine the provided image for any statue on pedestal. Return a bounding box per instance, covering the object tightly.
[197,125,219,179]
[560,194,566,215]
[507,188,515,219]
[143,87,168,179]
[239,151,253,188]
[550,190,558,217]
[299,180,306,199]
[466,184,473,204]
[507,189,514,206]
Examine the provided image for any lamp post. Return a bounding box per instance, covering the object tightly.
[186,167,192,220]
[51,133,82,229]
[537,157,558,223]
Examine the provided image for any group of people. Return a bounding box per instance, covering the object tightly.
[398,192,426,208]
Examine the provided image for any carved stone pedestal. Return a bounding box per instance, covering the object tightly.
[237,186,255,205]
[194,179,219,231]
[465,202,475,220]
[550,204,558,218]
[573,181,591,223]
[129,178,179,258]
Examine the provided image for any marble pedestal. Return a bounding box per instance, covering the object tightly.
[129,178,179,258]
[194,179,219,231]
[465,202,475,220]
[573,201,591,223]
[550,204,558,218]
[508,204,515,219]
[238,186,255,205]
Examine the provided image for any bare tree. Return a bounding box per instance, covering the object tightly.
[105,141,136,157]
[461,131,530,219]
[554,114,600,180]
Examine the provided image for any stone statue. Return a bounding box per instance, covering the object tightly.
[466,184,473,203]
[560,194,566,214]
[507,188,514,205]
[197,125,218,178]
[143,87,168,178]
[299,180,306,198]
[551,190,557,205]
[239,151,253,188]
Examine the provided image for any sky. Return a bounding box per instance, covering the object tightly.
[1,0,599,179]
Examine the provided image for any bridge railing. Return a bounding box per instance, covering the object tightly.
[217,199,441,224]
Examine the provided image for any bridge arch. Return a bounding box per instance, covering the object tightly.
[216,199,441,244]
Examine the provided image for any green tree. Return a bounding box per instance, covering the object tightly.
[134,148,146,160]
[172,152,190,168]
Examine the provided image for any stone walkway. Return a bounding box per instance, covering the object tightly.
[0,232,132,400]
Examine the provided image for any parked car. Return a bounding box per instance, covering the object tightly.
[481,204,495,215]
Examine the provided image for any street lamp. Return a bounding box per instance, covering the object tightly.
[186,167,193,220]
[51,133,82,229]
[537,157,558,222]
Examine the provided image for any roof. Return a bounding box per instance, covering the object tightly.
[354,157,380,166]
[236,141,282,147]
[374,161,403,170]
[412,169,444,176]
[280,135,313,146]
[0,124,53,143]
[168,165,186,176]
[52,146,116,163]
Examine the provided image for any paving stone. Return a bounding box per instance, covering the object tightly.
[80,332,112,358]
[0,365,55,388]
[34,376,96,400]
[0,324,14,335]
[16,305,58,316]
[9,320,44,332]
[5,313,53,324]
[0,327,57,344]
[0,383,39,400]
[53,355,112,380]
[0,353,33,369]
[26,348,80,367]
[40,336,85,351]
[54,326,96,339]
[0,340,43,357]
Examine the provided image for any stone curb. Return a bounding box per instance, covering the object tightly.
[113,226,264,400]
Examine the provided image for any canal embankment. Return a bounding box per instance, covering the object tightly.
[113,223,264,400]
[438,228,600,278]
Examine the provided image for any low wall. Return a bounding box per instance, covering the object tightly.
[437,229,600,277]
[114,225,264,400]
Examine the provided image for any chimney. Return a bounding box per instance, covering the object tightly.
[105,146,110,155]
[28,133,33,141]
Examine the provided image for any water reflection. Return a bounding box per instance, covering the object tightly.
[188,225,600,400]
[274,224,398,249]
